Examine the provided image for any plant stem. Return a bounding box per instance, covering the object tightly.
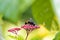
[25,31,30,40]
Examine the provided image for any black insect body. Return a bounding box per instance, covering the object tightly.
[25,18,35,26]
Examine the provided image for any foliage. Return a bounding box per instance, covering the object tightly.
[32,0,55,30]
[0,0,60,40]
[8,35,24,40]
[0,0,35,23]
[31,36,42,40]
[53,32,60,40]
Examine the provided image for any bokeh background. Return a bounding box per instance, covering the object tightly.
[0,0,60,40]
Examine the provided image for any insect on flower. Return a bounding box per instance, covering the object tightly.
[8,18,40,40]
[21,18,40,40]
[21,18,40,31]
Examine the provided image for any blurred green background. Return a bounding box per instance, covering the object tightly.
[0,0,60,40]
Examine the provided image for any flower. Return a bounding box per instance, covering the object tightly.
[21,18,40,40]
[8,28,21,35]
[21,18,40,31]
[21,23,40,40]
[21,24,40,31]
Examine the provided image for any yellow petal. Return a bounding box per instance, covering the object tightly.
[37,25,50,37]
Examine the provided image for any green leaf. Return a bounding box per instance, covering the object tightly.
[53,32,60,40]
[17,35,24,40]
[31,36,42,40]
[32,0,54,30]
[0,0,35,23]
[21,7,34,21]
[8,35,16,39]
[51,17,59,30]
[8,35,24,40]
